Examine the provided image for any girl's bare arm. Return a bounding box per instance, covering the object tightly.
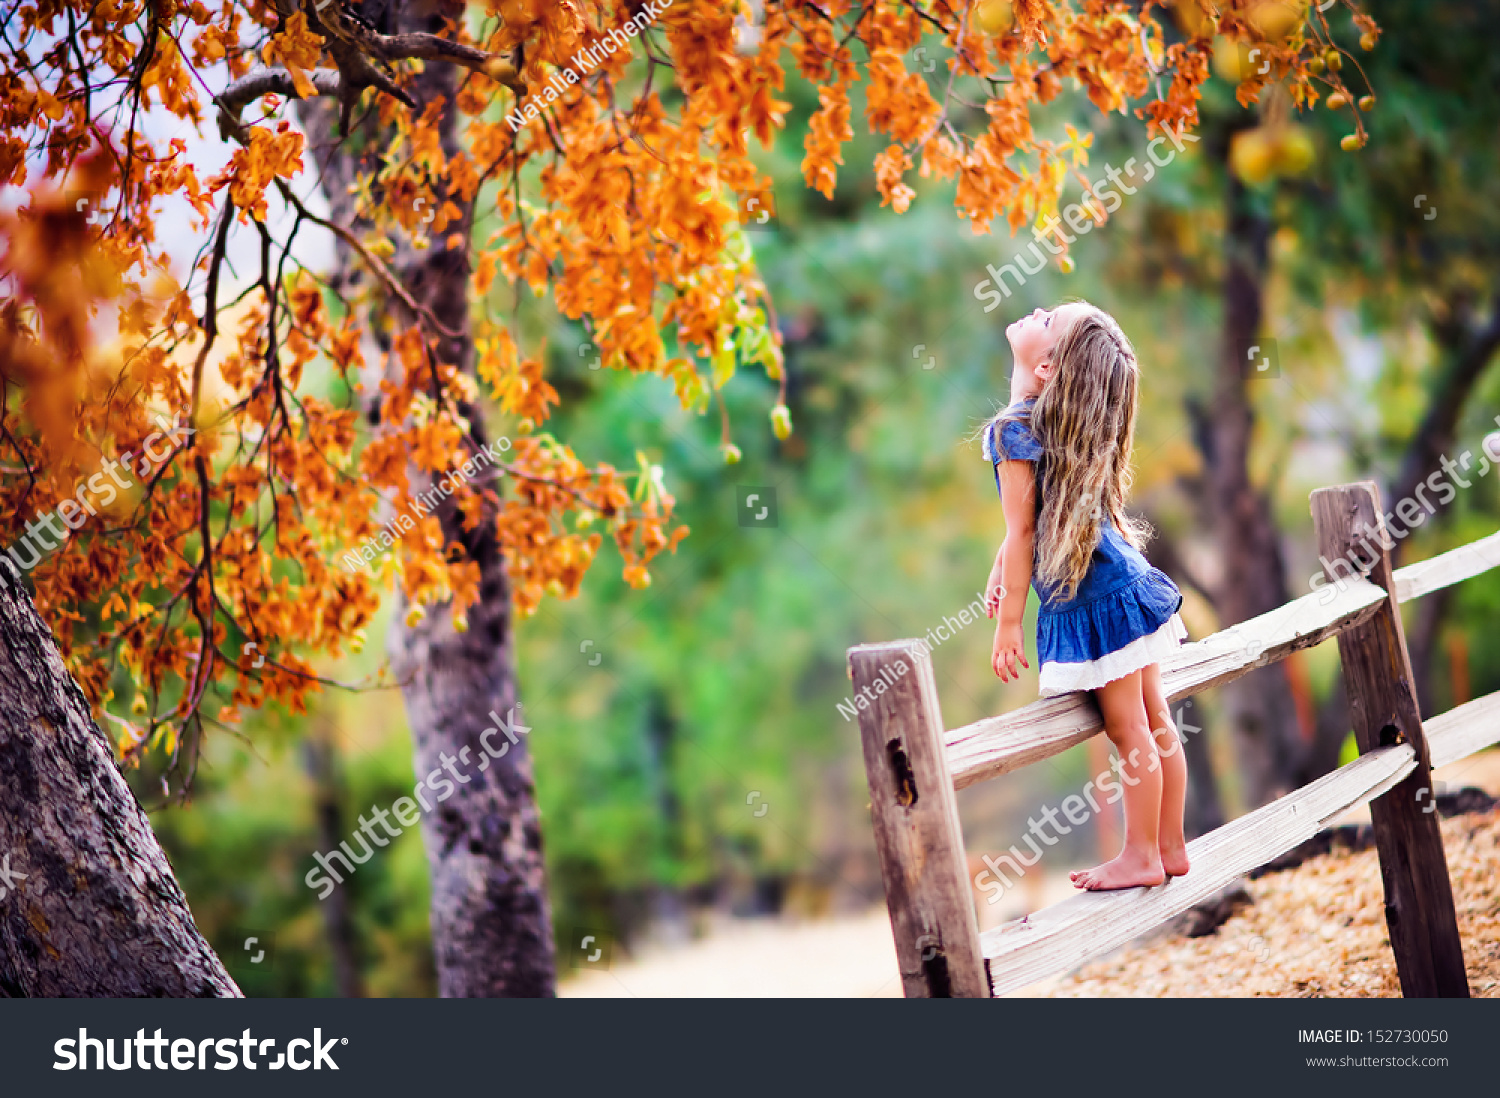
[995,461,1036,623]
[990,460,1036,680]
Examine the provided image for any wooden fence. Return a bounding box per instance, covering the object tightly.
[849,481,1500,998]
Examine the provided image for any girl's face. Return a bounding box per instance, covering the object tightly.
[1005,302,1088,401]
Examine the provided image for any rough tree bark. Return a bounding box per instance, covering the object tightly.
[1203,149,1306,808]
[0,558,240,997]
[298,0,555,996]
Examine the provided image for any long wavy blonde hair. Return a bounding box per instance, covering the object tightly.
[997,302,1152,602]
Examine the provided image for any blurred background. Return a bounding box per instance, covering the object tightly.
[129,0,1500,996]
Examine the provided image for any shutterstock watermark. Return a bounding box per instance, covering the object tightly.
[1309,419,1500,605]
[973,702,1200,903]
[973,121,1200,313]
[304,706,531,899]
[3,415,193,573]
[54,1029,344,1071]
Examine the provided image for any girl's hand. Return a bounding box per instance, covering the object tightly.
[992,620,1029,682]
[984,560,1006,618]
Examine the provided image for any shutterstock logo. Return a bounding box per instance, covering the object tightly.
[54,1029,345,1071]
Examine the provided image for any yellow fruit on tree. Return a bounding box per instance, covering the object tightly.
[1358,95,1375,111]
[975,0,1014,36]
[1340,133,1363,151]
[1171,0,1215,38]
[1324,48,1342,71]
[1273,126,1315,175]
[1212,37,1259,84]
[1326,91,1348,109]
[92,464,145,523]
[1230,127,1277,184]
[770,404,792,441]
[1058,255,1075,274]
[1247,1,1305,43]
[1360,32,1377,51]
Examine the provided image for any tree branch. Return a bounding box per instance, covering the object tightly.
[217,66,343,139]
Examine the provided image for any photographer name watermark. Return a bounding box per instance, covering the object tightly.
[836,587,998,722]
[506,0,675,131]
[341,436,511,574]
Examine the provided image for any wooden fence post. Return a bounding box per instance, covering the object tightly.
[848,639,987,997]
[1311,481,1470,997]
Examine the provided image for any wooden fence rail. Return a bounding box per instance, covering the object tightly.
[850,481,1500,998]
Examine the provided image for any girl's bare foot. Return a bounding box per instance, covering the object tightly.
[1159,839,1190,877]
[1069,845,1165,891]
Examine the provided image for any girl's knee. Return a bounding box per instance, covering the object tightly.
[1103,708,1153,751]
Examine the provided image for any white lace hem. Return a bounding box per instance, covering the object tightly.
[1038,613,1188,697]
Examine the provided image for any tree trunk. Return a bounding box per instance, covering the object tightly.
[299,0,555,996]
[0,558,240,997]
[1205,164,1305,808]
[305,724,366,997]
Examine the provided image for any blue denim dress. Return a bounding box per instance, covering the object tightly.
[984,404,1186,696]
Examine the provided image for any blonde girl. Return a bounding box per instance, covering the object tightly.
[981,302,1190,891]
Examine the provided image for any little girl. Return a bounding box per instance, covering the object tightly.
[981,301,1190,891]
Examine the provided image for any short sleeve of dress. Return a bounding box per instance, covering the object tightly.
[983,414,1042,501]
[988,416,1044,463]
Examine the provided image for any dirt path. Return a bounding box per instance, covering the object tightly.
[559,908,904,997]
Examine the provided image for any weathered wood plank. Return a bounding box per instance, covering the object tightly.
[849,640,988,997]
[945,578,1387,790]
[1394,529,1500,604]
[981,742,1418,994]
[1312,481,1468,998]
[1429,690,1500,771]
[978,683,1500,995]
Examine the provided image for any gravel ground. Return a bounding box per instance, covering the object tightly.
[1037,807,1500,998]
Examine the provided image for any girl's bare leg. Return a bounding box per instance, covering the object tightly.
[1070,669,1166,891]
[1142,663,1190,877]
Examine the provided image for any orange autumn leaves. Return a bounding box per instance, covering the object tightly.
[224,124,305,222]
[1,1,1361,763]
[263,12,324,99]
